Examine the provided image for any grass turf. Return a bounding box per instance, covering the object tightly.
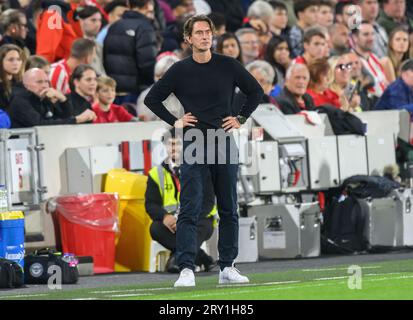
[1,258,413,300]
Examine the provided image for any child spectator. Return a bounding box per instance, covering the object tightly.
[92,76,139,123]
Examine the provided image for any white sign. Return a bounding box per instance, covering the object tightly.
[10,150,31,193]
[263,231,286,249]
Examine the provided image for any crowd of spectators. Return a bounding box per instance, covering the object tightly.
[0,0,413,129]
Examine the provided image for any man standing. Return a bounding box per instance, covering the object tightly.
[359,0,388,58]
[144,15,263,287]
[104,0,157,104]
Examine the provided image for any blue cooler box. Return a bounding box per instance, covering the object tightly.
[0,211,25,269]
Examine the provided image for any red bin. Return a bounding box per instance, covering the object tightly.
[52,193,118,274]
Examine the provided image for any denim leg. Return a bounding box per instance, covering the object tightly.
[175,162,205,271]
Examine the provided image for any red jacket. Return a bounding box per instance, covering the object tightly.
[36,7,79,63]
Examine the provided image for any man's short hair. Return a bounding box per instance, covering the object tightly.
[183,15,215,38]
[76,5,101,19]
[129,0,152,9]
[247,0,274,21]
[97,76,116,91]
[235,27,258,40]
[267,1,287,12]
[70,38,96,59]
[246,60,276,85]
[26,55,50,71]
[401,59,413,73]
[303,27,326,44]
[351,20,372,35]
[286,63,309,80]
[104,0,128,14]
[319,0,334,9]
[0,9,24,33]
[294,0,320,19]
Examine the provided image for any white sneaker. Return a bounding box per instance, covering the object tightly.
[174,268,196,287]
[219,266,249,284]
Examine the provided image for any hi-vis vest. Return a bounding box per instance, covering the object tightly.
[148,165,218,224]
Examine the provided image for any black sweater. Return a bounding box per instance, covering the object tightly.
[145,162,215,222]
[9,87,76,128]
[144,53,263,129]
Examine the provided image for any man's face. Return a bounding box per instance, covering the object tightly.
[286,67,310,97]
[17,15,28,40]
[383,0,406,20]
[174,0,195,20]
[402,70,413,88]
[250,68,272,95]
[108,6,127,24]
[300,5,319,27]
[331,24,350,50]
[166,138,182,162]
[239,32,260,60]
[317,5,334,27]
[346,52,362,78]
[271,8,288,30]
[360,0,379,21]
[355,23,375,52]
[81,12,102,38]
[24,70,50,97]
[188,21,213,52]
[304,35,327,60]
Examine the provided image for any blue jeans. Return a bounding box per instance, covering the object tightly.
[176,130,239,271]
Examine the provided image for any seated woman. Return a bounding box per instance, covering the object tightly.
[380,26,410,84]
[215,32,243,64]
[92,76,139,123]
[66,64,97,116]
[0,44,25,112]
[306,58,334,107]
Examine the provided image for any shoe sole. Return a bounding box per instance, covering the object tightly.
[174,283,196,287]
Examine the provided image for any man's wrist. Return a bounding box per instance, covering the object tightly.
[236,115,247,124]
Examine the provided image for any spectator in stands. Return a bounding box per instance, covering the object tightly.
[0,9,30,58]
[77,5,105,76]
[243,1,274,47]
[275,63,315,114]
[328,54,362,112]
[293,27,328,65]
[378,0,412,37]
[67,64,97,116]
[215,32,243,64]
[235,28,260,65]
[317,0,334,28]
[168,0,196,21]
[351,21,388,100]
[340,1,361,29]
[92,76,139,123]
[8,68,96,128]
[306,58,335,107]
[328,23,351,57]
[375,59,413,113]
[136,54,184,121]
[145,128,217,273]
[49,38,96,94]
[264,35,291,89]
[34,0,78,63]
[204,0,245,32]
[26,55,50,75]
[267,1,289,38]
[0,44,25,111]
[359,0,388,58]
[289,0,319,58]
[232,60,278,115]
[208,12,226,37]
[380,26,410,83]
[346,51,375,110]
[96,0,128,46]
[104,0,158,104]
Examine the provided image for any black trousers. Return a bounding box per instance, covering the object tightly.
[150,217,214,266]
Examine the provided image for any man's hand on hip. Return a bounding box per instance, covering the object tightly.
[174,112,198,128]
[222,116,241,132]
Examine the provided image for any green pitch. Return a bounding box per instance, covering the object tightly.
[1,259,413,300]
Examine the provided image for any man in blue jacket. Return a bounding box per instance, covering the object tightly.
[375,59,413,114]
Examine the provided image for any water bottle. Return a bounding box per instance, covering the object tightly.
[0,185,8,212]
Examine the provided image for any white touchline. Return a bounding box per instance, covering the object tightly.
[302,266,382,272]
[90,287,174,294]
[108,293,154,298]
[0,294,49,299]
